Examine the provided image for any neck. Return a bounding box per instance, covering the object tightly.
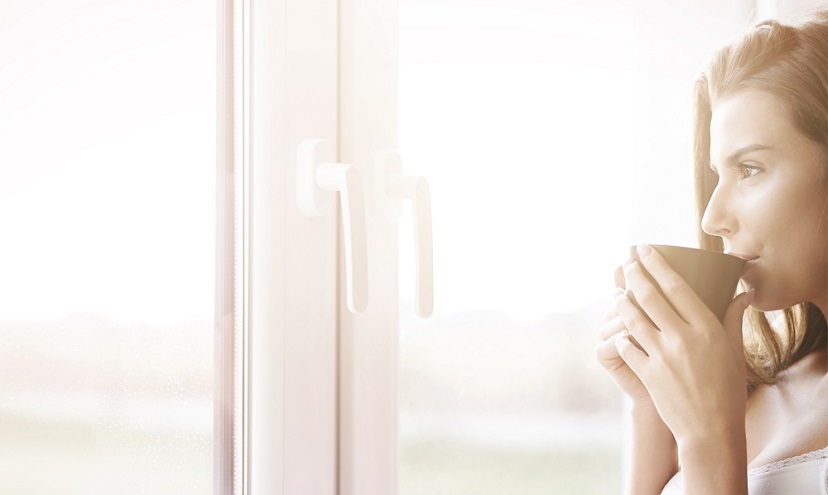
[816,296,827,325]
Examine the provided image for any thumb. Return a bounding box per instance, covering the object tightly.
[722,289,754,352]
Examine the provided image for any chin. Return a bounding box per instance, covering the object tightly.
[742,286,773,312]
[748,291,799,313]
[749,301,776,312]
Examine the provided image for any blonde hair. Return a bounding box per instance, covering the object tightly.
[693,12,828,388]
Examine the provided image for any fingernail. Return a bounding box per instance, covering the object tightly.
[637,244,652,258]
[614,287,625,297]
[623,257,636,268]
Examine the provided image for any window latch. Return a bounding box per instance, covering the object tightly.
[297,138,368,313]
[375,150,433,318]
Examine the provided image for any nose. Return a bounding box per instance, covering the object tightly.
[701,182,736,237]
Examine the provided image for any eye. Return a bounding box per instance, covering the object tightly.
[738,163,762,179]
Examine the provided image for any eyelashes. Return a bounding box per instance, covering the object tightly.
[736,163,762,179]
[708,163,762,180]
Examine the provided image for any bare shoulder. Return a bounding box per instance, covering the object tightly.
[785,347,827,396]
[746,348,827,468]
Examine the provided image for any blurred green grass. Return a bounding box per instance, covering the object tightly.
[0,413,211,495]
[401,439,621,495]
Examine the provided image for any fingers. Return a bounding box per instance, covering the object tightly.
[615,330,647,375]
[623,259,688,331]
[613,290,660,353]
[602,264,627,325]
[601,285,626,323]
[597,313,625,341]
[721,289,753,352]
[632,244,714,328]
[614,265,626,290]
[596,332,624,366]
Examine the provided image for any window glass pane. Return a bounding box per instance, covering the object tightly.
[397,2,633,493]
[397,2,750,493]
[0,2,215,493]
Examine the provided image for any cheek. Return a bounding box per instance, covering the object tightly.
[738,187,784,243]
[750,181,828,305]
[742,177,819,247]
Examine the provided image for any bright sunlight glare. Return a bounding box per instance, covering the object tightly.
[0,0,214,324]
[398,2,642,322]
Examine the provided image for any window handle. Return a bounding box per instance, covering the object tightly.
[297,139,368,313]
[377,150,433,317]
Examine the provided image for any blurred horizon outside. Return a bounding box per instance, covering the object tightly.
[396,0,755,493]
[0,1,215,493]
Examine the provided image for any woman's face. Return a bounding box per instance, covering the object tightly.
[702,89,828,313]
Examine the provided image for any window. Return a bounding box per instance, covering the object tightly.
[396,1,757,494]
[0,1,215,493]
[5,1,799,494]
[397,2,633,492]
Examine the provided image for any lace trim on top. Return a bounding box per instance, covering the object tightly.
[748,446,828,477]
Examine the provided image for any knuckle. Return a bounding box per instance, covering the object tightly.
[622,312,643,335]
[633,283,659,307]
[667,334,690,355]
[597,316,624,341]
[662,277,686,299]
[596,338,619,363]
[615,338,632,359]
[601,305,615,324]
[595,341,608,361]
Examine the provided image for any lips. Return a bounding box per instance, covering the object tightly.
[725,251,759,261]
[725,251,760,277]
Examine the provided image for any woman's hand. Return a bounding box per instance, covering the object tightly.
[597,262,680,494]
[596,284,654,407]
[614,244,752,449]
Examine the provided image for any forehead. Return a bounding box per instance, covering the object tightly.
[709,89,795,159]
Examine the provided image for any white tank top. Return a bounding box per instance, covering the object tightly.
[660,447,828,494]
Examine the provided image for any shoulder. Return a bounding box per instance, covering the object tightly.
[779,347,827,393]
[746,348,827,468]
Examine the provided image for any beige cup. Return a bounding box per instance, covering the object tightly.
[628,244,746,321]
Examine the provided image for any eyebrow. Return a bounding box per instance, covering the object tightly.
[709,144,772,172]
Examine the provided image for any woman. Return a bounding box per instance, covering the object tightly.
[597,12,828,494]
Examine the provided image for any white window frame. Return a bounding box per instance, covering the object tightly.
[337,0,401,493]
[219,0,402,493]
